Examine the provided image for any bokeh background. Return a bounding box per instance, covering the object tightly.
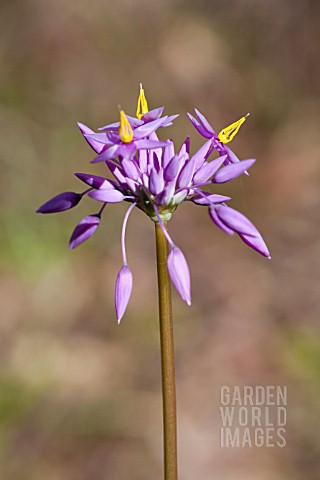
[1,0,320,479]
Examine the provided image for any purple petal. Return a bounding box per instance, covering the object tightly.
[106,131,121,143]
[160,114,179,127]
[134,117,169,139]
[192,193,231,205]
[126,115,143,129]
[215,205,259,236]
[116,143,136,160]
[122,159,141,181]
[141,107,164,122]
[69,215,100,249]
[125,115,143,128]
[190,139,214,171]
[147,134,163,167]
[187,112,213,139]
[115,265,133,324]
[164,155,180,182]
[213,159,256,183]
[107,162,126,184]
[92,145,120,163]
[238,232,271,259]
[125,177,138,194]
[162,141,175,169]
[89,189,125,203]
[156,181,176,205]
[36,192,81,214]
[149,168,165,195]
[98,116,142,131]
[177,136,190,158]
[221,144,240,164]
[135,139,168,149]
[178,156,197,189]
[194,108,216,135]
[85,132,113,145]
[178,137,190,157]
[193,155,227,184]
[172,189,188,204]
[142,173,149,189]
[209,206,234,235]
[77,122,104,153]
[98,121,120,131]
[187,112,198,126]
[75,173,115,189]
[167,247,191,305]
[137,149,148,173]
[152,151,161,172]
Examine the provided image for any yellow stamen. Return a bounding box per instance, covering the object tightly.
[136,83,149,119]
[119,110,133,143]
[218,113,250,144]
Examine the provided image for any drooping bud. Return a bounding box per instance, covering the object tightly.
[36,192,81,214]
[218,113,250,144]
[119,110,133,144]
[115,265,133,324]
[167,246,191,305]
[239,232,271,259]
[209,205,271,258]
[136,83,149,120]
[214,205,258,236]
[69,215,100,249]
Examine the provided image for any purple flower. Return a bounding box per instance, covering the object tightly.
[167,246,191,306]
[69,215,100,249]
[209,205,271,258]
[36,192,82,213]
[115,265,133,324]
[188,109,251,167]
[79,87,178,163]
[37,85,270,321]
[86,113,169,163]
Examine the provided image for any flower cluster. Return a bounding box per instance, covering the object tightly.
[37,85,270,323]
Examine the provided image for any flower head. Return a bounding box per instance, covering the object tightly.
[79,85,178,164]
[167,246,191,306]
[37,86,270,322]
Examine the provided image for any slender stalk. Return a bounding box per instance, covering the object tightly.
[155,221,178,480]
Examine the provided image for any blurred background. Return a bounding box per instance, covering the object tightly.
[1,0,320,479]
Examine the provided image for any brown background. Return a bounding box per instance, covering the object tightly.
[0,0,319,479]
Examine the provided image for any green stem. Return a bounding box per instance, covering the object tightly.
[155,222,178,480]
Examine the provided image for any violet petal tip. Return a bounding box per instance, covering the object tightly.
[115,265,133,324]
[167,246,191,306]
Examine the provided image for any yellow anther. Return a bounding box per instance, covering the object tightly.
[136,83,149,119]
[119,110,133,143]
[218,113,250,144]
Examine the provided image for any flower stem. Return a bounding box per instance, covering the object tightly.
[155,221,178,480]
